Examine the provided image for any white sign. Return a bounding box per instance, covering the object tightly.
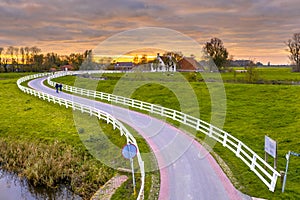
[265,136,277,158]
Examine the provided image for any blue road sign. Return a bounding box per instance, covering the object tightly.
[122,143,137,159]
[291,151,300,157]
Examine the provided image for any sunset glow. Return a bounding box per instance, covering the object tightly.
[0,0,298,65]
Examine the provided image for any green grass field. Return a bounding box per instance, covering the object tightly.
[0,73,155,200]
[223,67,300,83]
[54,68,300,199]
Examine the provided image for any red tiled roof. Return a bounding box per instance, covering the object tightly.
[178,57,204,71]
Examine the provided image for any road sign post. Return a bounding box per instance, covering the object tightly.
[282,151,290,193]
[122,143,138,195]
[282,151,300,193]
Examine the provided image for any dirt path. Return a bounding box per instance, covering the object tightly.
[90,174,128,200]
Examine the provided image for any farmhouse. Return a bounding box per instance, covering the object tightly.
[177,57,205,72]
[151,53,177,72]
[60,65,74,71]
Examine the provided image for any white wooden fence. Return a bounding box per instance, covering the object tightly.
[17,73,145,200]
[48,70,281,192]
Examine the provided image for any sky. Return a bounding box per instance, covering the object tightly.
[1,0,299,65]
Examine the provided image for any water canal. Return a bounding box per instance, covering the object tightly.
[0,169,82,200]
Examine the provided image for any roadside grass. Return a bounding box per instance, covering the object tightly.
[73,112,156,200]
[0,73,154,199]
[53,68,300,199]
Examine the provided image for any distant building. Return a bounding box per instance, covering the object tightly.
[60,65,74,71]
[256,62,263,66]
[177,57,205,72]
[114,62,133,70]
[230,60,253,66]
[49,67,57,72]
[150,53,177,72]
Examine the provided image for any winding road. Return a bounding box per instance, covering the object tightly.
[29,77,249,200]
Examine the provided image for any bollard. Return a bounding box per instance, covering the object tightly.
[280,171,285,187]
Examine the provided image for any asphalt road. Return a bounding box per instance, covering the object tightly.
[29,77,248,200]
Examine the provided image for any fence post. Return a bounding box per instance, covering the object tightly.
[223,132,227,147]
[251,154,257,171]
[235,142,242,158]
[183,114,187,124]
[269,172,278,192]
[113,121,116,130]
[140,102,143,110]
[196,120,201,131]
[106,115,110,124]
[209,125,213,137]
[172,110,176,120]
[161,107,164,116]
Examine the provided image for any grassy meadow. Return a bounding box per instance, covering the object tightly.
[198,67,300,83]
[0,73,155,200]
[54,67,300,199]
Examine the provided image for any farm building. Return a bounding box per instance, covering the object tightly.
[177,57,205,72]
[60,65,74,71]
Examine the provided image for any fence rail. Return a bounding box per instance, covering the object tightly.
[17,73,145,200]
[48,70,280,192]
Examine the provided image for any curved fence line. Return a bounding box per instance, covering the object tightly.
[17,73,145,200]
[48,70,280,192]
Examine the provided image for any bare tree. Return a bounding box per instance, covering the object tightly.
[30,46,42,71]
[140,54,147,64]
[6,46,14,71]
[0,47,3,71]
[133,55,139,65]
[244,60,259,83]
[19,47,25,71]
[81,50,96,70]
[286,33,300,72]
[24,46,30,65]
[20,47,25,64]
[14,47,19,71]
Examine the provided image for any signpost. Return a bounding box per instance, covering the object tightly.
[264,136,277,169]
[122,143,137,195]
[282,151,300,193]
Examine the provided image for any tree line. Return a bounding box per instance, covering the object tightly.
[1,33,299,73]
[0,46,90,72]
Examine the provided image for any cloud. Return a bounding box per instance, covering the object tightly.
[0,0,297,64]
